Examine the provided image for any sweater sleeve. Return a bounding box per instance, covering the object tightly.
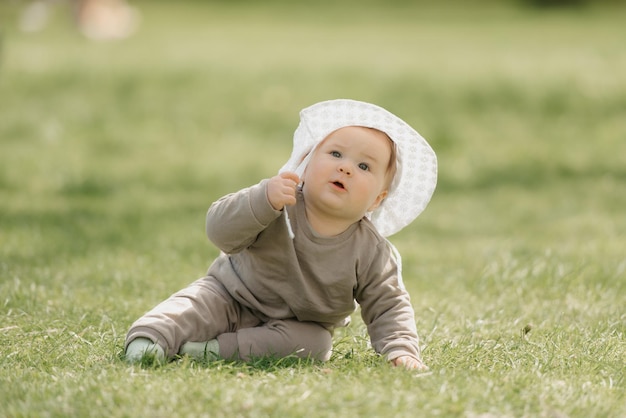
[206,179,283,254]
[355,241,422,362]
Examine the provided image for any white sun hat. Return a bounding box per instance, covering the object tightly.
[279,99,437,237]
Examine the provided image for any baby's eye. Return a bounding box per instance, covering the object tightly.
[358,163,369,171]
[330,151,342,158]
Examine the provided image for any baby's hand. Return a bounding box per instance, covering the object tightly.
[391,355,429,371]
[267,172,300,210]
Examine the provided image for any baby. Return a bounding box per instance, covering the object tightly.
[125,99,437,370]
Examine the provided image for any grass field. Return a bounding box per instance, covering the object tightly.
[1,1,625,417]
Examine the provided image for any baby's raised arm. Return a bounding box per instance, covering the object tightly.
[266,172,300,210]
[206,180,284,253]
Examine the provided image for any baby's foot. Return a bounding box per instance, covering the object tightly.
[125,337,165,365]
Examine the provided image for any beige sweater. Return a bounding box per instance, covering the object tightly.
[205,180,421,361]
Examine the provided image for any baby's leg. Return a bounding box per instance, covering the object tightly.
[217,319,332,362]
[125,276,259,360]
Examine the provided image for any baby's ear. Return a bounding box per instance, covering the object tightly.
[368,190,388,212]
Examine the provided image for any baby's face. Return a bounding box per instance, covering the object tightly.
[302,126,392,226]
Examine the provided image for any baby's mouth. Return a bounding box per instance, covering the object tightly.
[332,181,345,190]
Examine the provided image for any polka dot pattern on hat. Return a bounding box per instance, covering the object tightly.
[280,99,437,237]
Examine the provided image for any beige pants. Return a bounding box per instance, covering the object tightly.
[125,276,333,361]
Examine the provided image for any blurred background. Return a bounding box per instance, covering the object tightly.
[1,0,624,306]
[1,2,625,415]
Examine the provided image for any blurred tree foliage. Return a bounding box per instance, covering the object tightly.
[520,0,587,7]
[520,0,625,8]
[185,0,621,5]
[178,0,623,9]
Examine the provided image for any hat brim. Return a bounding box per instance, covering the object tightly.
[280,99,437,237]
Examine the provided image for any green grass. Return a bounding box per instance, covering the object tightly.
[1,1,625,416]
